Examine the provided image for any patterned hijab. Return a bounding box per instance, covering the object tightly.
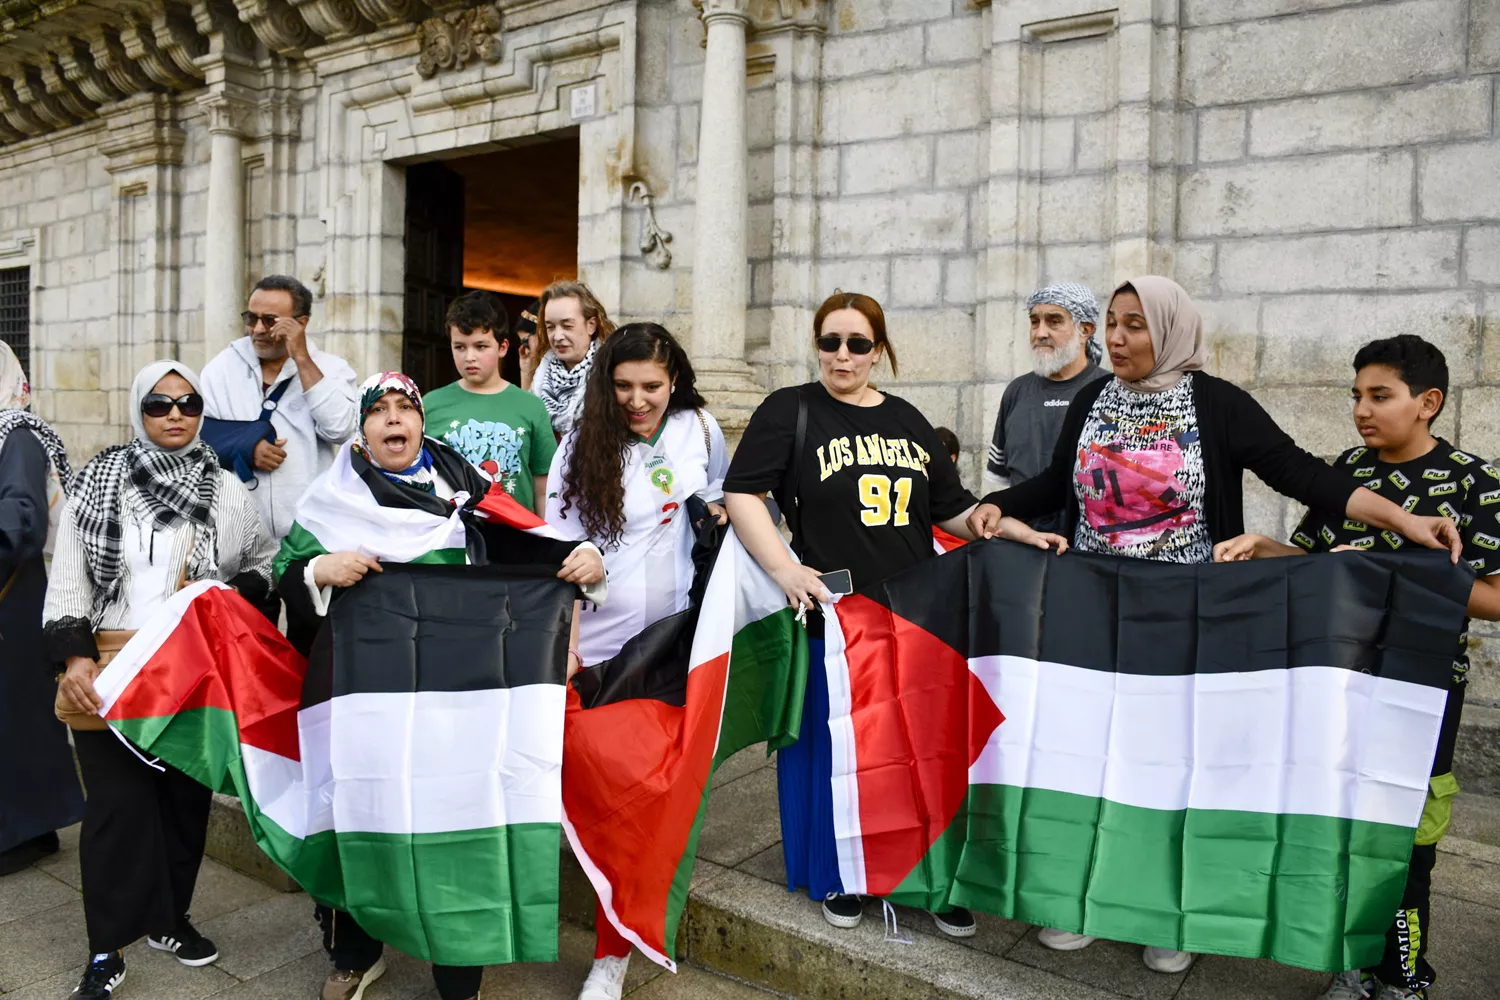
[1110,276,1207,394]
[71,361,221,610]
[0,341,72,552]
[355,371,437,493]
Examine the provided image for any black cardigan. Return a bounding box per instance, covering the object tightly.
[979,372,1357,544]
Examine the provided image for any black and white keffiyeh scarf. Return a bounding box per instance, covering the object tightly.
[71,440,222,612]
[533,338,598,436]
[0,408,72,488]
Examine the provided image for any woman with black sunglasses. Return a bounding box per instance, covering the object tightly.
[44,360,275,1000]
[723,292,1006,939]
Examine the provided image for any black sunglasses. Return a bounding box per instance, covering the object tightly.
[242,311,304,330]
[816,334,876,355]
[140,393,205,418]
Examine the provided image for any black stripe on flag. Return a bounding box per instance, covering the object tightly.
[302,563,575,705]
[570,606,693,709]
[858,541,1468,689]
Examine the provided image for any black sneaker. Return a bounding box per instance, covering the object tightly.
[821,893,864,928]
[72,952,125,998]
[147,916,220,967]
[931,907,976,938]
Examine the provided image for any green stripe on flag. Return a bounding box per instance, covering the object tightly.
[274,521,467,582]
[274,522,329,582]
[113,709,559,966]
[662,607,808,953]
[897,784,1415,973]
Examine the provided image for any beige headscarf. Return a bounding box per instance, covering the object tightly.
[0,341,69,554]
[1109,276,1207,394]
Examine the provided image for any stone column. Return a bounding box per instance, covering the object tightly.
[691,0,763,431]
[201,95,247,361]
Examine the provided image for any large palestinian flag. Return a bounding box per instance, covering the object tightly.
[824,541,1469,973]
[92,560,578,966]
[563,529,807,970]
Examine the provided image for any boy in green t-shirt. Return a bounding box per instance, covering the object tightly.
[1217,335,1500,1000]
[421,291,558,514]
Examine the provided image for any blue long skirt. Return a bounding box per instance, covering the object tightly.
[776,636,846,900]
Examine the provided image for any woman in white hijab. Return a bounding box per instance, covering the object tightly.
[0,341,84,877]
[45,360,275,1000]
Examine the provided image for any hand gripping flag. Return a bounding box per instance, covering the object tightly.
[92,559,578,966]
[562,528,808,970]
[822,540,1471,973]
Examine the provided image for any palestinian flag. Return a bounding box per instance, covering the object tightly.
[823,541,1469,973]
[562,529,807,970]
[93,561,578,966]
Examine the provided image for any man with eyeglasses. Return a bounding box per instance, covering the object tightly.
[200,275,358,545]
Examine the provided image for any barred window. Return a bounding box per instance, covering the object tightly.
[0,266,28,378]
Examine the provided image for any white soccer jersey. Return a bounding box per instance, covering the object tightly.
[546,408,728,665]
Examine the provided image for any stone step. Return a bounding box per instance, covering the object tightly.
[1455,702,1500,796]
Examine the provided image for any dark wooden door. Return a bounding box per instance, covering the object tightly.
[403,162,465,393]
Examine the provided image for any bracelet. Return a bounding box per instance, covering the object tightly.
[568,648,583,665]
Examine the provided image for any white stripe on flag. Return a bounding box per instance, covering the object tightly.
[822,601,868,897]
[686,530,793,677]
[968,655,1447,829]
[244,686,565,839]
[95,581,229,716]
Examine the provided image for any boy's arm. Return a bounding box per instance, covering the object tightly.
[1470,575,1500,621]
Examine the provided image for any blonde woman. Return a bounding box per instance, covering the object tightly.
[526,280,617,438]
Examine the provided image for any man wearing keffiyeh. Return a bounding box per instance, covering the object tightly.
[981,281,1111,530]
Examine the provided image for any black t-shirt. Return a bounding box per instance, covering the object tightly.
[725,382,976,593]
[1292,439,1500,687]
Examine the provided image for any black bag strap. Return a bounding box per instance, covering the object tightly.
[783,387,809,556]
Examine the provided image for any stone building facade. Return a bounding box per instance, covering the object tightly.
[1,0,1497,687]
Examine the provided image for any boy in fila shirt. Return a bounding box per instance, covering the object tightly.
[421,291,557,514]
[1216,334,1500,1000]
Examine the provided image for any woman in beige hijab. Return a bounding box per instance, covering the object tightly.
[966,274,1460,970]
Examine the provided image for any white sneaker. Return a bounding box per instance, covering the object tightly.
[1373,986,1422,1000]
[1036,927,1096,951]
[1142,947,1196,974]
[577,954,629,1000]
[1319,970,1373,1000]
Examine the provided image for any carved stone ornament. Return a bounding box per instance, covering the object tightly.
[350,0,423,28]
[627,180,674,271]
[415,3,502,80]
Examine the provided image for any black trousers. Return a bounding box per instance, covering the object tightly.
[1372,842,1437,993]
[74,729,211,954]
[315,904,483,1000]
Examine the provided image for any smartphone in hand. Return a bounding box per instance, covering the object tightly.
[817,569,853,597]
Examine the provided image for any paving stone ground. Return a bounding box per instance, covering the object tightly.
[3,745,1498,999]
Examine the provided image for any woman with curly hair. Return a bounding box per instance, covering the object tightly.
[544,323,727,1000]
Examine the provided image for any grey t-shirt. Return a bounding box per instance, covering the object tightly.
[986,366,1112,529]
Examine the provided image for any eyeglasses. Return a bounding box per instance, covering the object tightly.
[140,393,205,418]
[816,334,876,355]
[242,311,303,330]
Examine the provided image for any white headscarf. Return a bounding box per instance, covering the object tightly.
[0,341,71,554]
[129,360,205,454]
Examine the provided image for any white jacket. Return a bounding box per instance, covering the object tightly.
[199,336,359,540]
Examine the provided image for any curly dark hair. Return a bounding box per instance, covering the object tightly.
[559,323,707,545]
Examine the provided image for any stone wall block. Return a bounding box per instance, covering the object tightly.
[1482,293,1500,382]
[818,258,891,303]
[1183,0,1369,27]
[883,383,958,433]
[1040,34,1115,117]
[823,26,925,79]
[1241,474,1294,540]
[924,18,982,65]
[1039,118,1074,176]
[839,135,932,195]
[934,132,981,188]
[1195,297,1260,384]
[1181,0,1465,106]
[876,308,974,381]
[1420,141,1500,222]
[1198,107,1246,163]
[1261,291,1478,384]
[1254,387,1360,461]
[1041,243,1112,295]
[1169,241,1216,293]
[1038,174,1111,245]
[1179,152,1413,238]
[944,256,976,307]
[817,191,970,257]
[1217,230,1461,294]
[1074,113,1114,173]
[1249,81,1491,158]
[823,65,983,144]
[831,0,949,32]
[1457,387,1500,465]
[1468,227,1500,286]
[1472,0,1500,73]
[891,256,941,306]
